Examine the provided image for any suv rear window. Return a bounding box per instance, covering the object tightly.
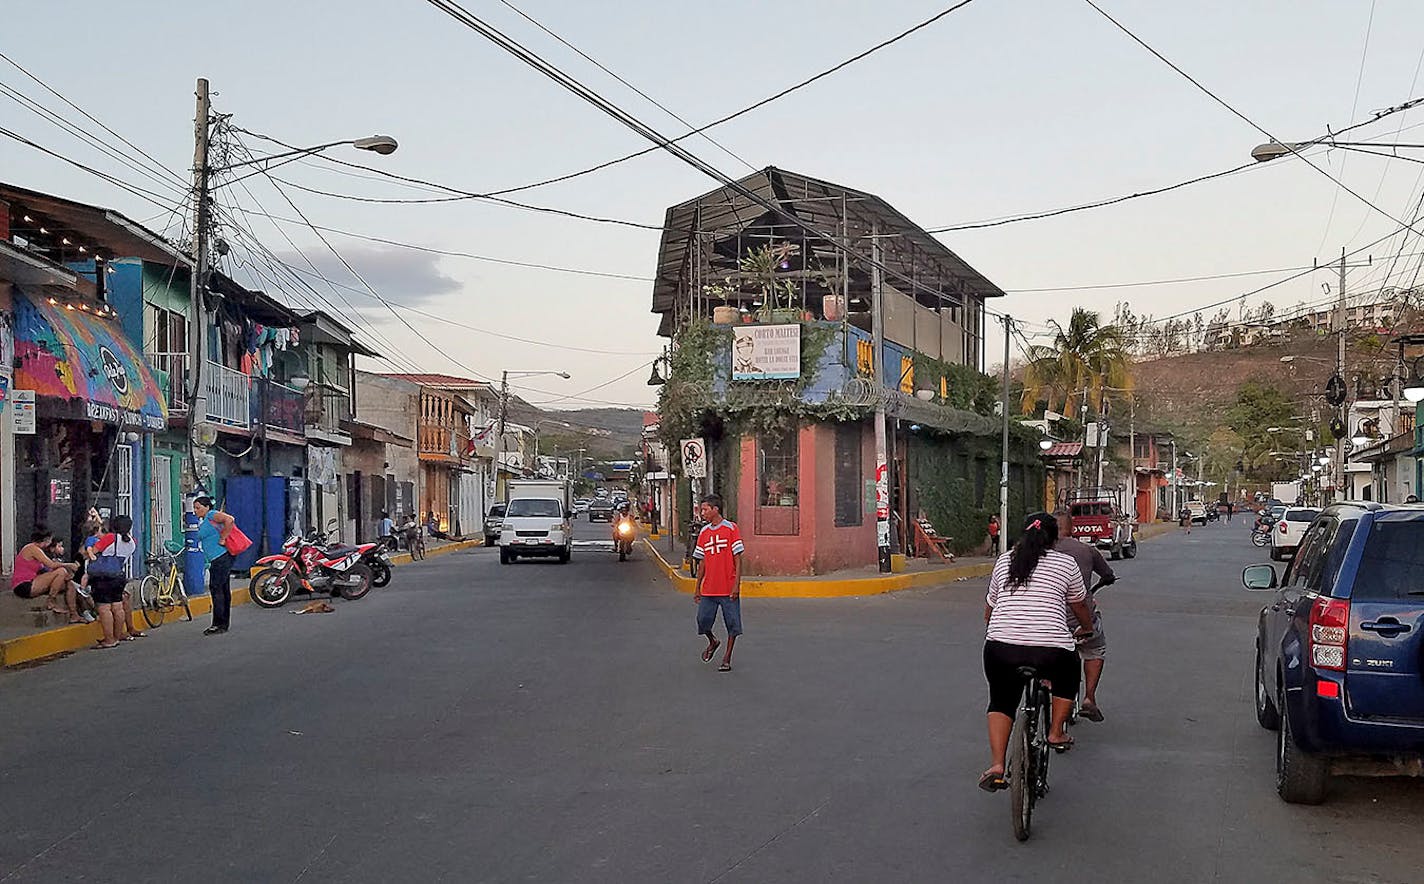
[1285,509,1319,522]
[1071,503,1112,516]
[1352,520,1424,600]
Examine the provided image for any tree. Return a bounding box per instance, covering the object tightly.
[1227,381,1299,480]
[1021,308,1133,416]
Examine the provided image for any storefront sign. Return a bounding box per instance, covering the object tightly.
[12,390,35,434]
[732,324,800,381]
[49,478,71,504]
[84,400,165,430]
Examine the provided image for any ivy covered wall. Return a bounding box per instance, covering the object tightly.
[906,430,1044,555]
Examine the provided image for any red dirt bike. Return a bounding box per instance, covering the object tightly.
[247,529,375,609]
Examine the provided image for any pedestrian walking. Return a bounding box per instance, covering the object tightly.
[692,493,743,672]
[1226,501,1233,523]
[987,515,1001,556]
[193,497,237,636]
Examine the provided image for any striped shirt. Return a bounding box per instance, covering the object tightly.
[985,550,1087,650]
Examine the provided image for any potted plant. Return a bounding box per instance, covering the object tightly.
[704,277,741,325]
[740,243,802,323]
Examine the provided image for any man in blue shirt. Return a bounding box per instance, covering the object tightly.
[377,511,395,546]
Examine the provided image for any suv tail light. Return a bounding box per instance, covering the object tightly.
[1279,521,1289,534]
[1309,597,1350,672]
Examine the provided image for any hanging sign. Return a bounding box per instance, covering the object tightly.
[12,390,35,434]
[732,324,800,380]
[681,438,707,478]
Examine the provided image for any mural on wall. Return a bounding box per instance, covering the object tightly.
[13,292,166,428]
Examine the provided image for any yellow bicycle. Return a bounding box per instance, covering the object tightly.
[139,540,192,629]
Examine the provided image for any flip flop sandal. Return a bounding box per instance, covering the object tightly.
[702,641,720,663]
[1080,704,1105,723]
[978,770,1008,792]
[1048,738,1075,753]
[120,636,138,642]
[93,642,119,650]
[718,662,732,672]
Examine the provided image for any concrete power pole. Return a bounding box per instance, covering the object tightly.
[1336,247,1346,501]
[188,77,211,489]
[871,224,890,573]
[494,370,509,503]
[999,316,1012,543]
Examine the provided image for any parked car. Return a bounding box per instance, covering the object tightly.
[573,498,591,515]
[1270,506,1320,561]
[1244,502,1424,804]
[483,503,506,547]
[1184,500,1208,525]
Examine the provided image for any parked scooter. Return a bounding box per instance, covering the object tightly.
[365,535,395,587]
[248,527,376,608]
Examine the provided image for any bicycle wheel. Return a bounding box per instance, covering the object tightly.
[1035,686,1054,801]
[413,536,426,560]
[1008,706,1034,842]
[140,575,167,629]
[174,574,192,621]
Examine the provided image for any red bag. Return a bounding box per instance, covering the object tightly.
[223,525,253,556]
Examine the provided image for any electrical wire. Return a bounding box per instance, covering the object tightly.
[0,126,183,215]
[493,0,756,174]
[466,0,981,197]
[1080,0,1420,238]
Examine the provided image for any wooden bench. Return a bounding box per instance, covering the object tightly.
[914,517,955,561]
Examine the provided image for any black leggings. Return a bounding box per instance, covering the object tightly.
[983,640,1081,716]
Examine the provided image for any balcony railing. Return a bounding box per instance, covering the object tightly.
[253,379,305,435]
[204,361,250,428]
[418,423,472,461]
[306,382,352,436]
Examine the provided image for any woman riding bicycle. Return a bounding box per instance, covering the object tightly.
[979,512,1095,792]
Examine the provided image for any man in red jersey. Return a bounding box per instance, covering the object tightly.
[692,493,744,672]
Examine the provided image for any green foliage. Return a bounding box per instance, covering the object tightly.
[913,353,998,415]
[1226,380,1299,481]
[1020,308,1133,417]
[908,431,1044,554]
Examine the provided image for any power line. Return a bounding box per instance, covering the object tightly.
[0,126,183,214]
[1080,0,1420,238]
[224,201,651,281]
[468,0,982,198]
[1005,253,1424,295]
[493,0,756,174]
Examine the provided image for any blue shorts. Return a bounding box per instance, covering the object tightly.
[696,596,743,637]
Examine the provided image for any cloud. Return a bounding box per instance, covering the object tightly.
[272,244,464,305]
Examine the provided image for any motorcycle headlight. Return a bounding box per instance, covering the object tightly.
[618,523,632,535]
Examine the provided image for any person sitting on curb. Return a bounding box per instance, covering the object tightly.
[426,512,452,541]
[12,527,81,623]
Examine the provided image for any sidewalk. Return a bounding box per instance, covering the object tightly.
[0,537,481,668]
[643,520,1182,598]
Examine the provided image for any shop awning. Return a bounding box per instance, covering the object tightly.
[13,289,167,430]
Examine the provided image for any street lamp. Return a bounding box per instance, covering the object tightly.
[1039,438,1055,451]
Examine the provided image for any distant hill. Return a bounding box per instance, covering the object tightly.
[502,403,647,458]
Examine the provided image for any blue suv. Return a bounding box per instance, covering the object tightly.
[1244,502,1424,804]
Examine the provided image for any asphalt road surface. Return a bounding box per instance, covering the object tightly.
[2,519,1422,882]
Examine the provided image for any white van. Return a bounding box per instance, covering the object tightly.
[498,495,572,565]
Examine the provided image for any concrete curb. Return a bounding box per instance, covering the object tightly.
[3,539,483,669]
[640,520,1179,599]
[639,539,994,598]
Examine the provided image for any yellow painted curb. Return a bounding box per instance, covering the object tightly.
[0,589,248,668]
[639,539,994,598]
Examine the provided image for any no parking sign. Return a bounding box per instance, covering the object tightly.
[681,438,707,478]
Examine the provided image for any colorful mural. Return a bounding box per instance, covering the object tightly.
[13,291,167,429]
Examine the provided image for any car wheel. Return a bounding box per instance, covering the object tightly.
[1254,642,1280,731]
[1123,541,1137,559]
[1277,697,1328,804]
[1109,543,1121,561]
[1269,548,1280,561]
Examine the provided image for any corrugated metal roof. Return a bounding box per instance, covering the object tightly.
[1041,442,1083,458]
[379,373,491,390]
[649,167,1004,334]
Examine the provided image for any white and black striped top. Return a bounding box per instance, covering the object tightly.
[985,550,1087,650]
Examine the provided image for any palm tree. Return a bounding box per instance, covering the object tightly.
[1020,308,1133,416]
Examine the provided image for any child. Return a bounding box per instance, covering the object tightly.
[88,515,137,649]
[76,519,103,620]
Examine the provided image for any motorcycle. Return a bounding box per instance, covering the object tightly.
[1251,524,1272,547]
[613,515,636,561]
[248,529,376,608]
[366,535,395,587]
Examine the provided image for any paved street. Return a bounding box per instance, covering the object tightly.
[3,520,1422,883]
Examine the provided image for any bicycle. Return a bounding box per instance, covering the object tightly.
[139,540,192,629]
[1007,665,1056,842]
[407,527,426,561]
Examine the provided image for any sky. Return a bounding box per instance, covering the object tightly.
[5,0,1424,410]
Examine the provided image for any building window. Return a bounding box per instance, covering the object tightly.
[834,423,862,527]
[758,426,799,507]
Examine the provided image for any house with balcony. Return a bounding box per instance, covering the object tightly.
[297,311,378,538]
[651,167,1041,574]
[379,373,496,538]
[350,370,420,541]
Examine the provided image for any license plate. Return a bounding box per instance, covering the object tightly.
[523,539,541,544]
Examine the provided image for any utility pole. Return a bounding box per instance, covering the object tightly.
[494,370,509,503]
[1170,438,1178,517]
[188,77,211,489]
[999,315,1012,543]
[871,224,890,572]
[1128,396,1136,519]
[1326,246,1372,501]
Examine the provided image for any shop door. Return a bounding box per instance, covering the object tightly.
[152,454,173,551]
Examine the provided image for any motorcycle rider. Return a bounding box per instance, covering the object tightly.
[613,502,637,550]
